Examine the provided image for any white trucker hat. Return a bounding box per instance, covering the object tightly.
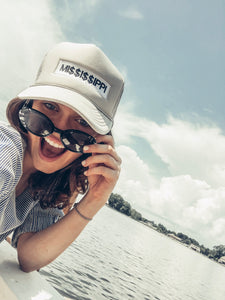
[14,42,124,134]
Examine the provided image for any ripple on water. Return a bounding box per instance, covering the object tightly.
[71,282,89,295]
[102,287,113,294]
[101,293,118,300]
[122,270,132,277]
[83,264,97,274]
[40,206,225,300]
[100,277,110,283]
[85,272,101,282]
[79,278,94,286]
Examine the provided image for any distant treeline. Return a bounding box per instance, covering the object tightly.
[108,193,225,263]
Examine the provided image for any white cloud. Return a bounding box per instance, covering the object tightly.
[114,108,225,247]
[147,177,225,245]
[0,0,63,119]
[118,7,143,20]
[115,111,225,187]
[58,0,102,28]
[140,116,225,188]
[115,145,157,208]
[210,218,225,238]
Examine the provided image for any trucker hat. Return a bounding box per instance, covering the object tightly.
[13,42,124,134]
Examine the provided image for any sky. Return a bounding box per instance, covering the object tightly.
[0,0,224,248]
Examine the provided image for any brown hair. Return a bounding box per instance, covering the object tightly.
[7,98,89,209]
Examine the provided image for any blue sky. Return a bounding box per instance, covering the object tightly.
[0,0,225,248]
[52,0,225,126]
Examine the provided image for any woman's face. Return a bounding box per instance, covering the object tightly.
[25,100,98,174]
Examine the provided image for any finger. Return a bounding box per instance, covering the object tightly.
[84,165,120,181]
[83,144,121,164]
[95,134,115,147]
[82,153,121,170]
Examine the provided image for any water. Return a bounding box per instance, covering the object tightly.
[40,206,225,300]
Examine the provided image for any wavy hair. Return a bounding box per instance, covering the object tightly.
[7,99,89,209]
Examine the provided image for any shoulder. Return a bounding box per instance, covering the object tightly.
[0,121,23,148]
[0,121,24,161]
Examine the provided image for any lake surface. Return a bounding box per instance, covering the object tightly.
[40,206,225,300]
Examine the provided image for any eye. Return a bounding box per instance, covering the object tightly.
[43,102,58,111]
[77,118,90,128]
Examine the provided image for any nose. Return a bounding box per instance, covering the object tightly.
[52,115,71,132]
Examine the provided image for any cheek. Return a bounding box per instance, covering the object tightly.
[27,132,40,149]
[51,151,82,169]
[64,152,82,164]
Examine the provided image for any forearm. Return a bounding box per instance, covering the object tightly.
[17,193,106,272]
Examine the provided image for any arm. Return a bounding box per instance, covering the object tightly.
[17,135,121,272]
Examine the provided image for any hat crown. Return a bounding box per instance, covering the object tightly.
[35,42,124,120]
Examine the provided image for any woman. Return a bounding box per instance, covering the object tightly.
[0,42,124,272]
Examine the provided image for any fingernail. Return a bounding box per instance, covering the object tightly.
[82,160,86,166]
[83,146,89,151]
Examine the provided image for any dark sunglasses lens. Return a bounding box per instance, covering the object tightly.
[23,109,53,136]
[61,130,96,153]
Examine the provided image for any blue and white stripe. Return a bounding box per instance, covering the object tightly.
[0,121,63,246]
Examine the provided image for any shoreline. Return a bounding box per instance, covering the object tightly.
[105,203,225,268]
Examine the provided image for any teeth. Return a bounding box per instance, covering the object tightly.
[44,137,65,149]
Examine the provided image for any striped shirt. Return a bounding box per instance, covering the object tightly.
[0,121,63,246]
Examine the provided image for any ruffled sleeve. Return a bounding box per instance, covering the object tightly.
[11,203,64,248]
[0,122,26,234]
[0,122,24,199]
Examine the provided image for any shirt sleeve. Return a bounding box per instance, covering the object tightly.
[11,203,64,248]
[0,122,24,199]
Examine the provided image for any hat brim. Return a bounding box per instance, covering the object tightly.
[17,85,112,135]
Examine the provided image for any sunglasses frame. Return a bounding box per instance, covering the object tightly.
[18,100,96,153]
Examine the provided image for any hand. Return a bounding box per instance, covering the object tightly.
[81,135,121,205]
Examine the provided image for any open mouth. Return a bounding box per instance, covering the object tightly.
[40,136,66,158]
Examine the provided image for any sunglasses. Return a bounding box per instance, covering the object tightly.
[18,101,96,153]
